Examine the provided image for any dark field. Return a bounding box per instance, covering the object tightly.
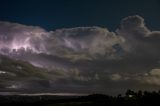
[1,90,160,106]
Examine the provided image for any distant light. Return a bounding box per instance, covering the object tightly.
[129,95,133,98]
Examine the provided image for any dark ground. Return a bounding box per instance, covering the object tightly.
[0,90,160,106]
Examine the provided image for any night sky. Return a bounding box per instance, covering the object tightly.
[0,0,160,95]
[0,0,160,30]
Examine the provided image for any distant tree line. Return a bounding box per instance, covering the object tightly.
[0,90,160,106]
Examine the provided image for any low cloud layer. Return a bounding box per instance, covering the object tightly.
[0,15,160,95]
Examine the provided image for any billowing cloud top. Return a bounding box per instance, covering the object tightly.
[0,15,160,95]
[0,21,47,54]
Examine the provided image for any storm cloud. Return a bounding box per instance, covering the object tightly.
[0,15,160,95]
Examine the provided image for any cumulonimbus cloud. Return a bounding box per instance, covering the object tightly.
[0,15,160,94]
[0,22,124,59]
[0,21,48,54]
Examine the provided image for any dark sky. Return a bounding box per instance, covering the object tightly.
[0,0,160,31]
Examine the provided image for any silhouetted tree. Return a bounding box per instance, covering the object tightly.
[126,89,135,97]
[137,90,143,98]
